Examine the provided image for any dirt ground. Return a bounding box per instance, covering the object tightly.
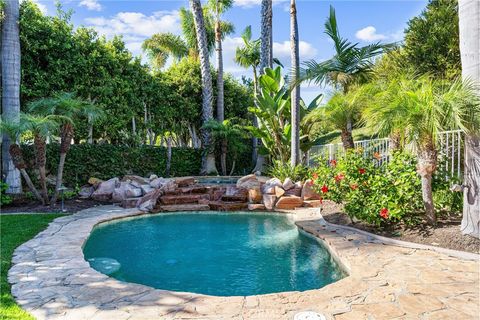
[1,198,107,214]
[320,201,480,254]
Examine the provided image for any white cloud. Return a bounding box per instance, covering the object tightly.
[79,0,102,12]
[85,10,181,39]
[273,40,318,60]
[23,0,47,14]
[234,0,288,8]
[355,26,387,42]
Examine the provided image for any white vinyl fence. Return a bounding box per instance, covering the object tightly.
[308,130,464,179]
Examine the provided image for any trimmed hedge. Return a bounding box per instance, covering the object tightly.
[22,143,254,187]
[22,144,201,187]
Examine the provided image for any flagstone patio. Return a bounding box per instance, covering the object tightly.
[8,205,479,320]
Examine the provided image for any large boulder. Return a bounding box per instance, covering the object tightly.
[78,185,94,199]
[122,175,149,185]
[150,177,176,191]
[237,174,261,189]
[264,177,282,188]
[301,179,321,200]
[248,187,263,203]
[91,178,119,201]
[137,189,163,212]
[174,177,195,187]
[112,182,142,202]
[275,195,304,210]
[88,177,103,188]
[275,186,285,197]
[263,194,277,210]
[282,178,295,191]
[140,184,154,195]
[285,187,302,197]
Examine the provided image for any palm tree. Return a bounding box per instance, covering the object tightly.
[189,0,218,175]
[142,33,189,70]
[21,114,63,204]
[235,26,261,95]
[143,6,233,69]
[0,118,44,204]
[253,0,273,173]
[1,0,22,194]
[28,93,102,205]
[366,75,480,225]
[208,0,234,122]
[259,0,273,73]
[290,0,300,166]
[203,119,245,175]
[301,5,392,149]
[459,0,480,238]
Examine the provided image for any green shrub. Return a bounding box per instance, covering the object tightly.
[267,160,311,182]
[311,150,424,226]
[0,182,13,206]
[21,144,252,187]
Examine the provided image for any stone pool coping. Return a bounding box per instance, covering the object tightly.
[9,205,480,319]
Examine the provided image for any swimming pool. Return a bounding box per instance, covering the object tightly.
[83,212,344,296]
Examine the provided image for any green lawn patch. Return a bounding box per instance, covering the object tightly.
[1,214,63,320]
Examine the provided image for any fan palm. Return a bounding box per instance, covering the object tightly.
[21,113,65,204]
[365,75,480,225]
[300,5,392,149]
[0,116,44,204]
[28,92,103,205]
[235,26,261,95]
[203,119,245,175]
[142,33,189,70]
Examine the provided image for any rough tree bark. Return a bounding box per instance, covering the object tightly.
[1,0,21,194]
[190,0,218,175]
[459,0,480,238]
[417,144,438,225]
[290,0,300,166]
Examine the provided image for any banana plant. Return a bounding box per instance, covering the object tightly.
[246,67,322,163]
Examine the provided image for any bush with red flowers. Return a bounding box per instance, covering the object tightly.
[311,149,423,226]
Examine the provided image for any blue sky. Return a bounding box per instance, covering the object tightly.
[31,0,427,101]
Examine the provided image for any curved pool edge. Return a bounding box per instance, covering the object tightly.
[8,205,480,320]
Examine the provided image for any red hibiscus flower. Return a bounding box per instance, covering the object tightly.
[350,183,358,190]
[321,185,329,193]
[330,159,337,167]
[334,173,345,182]
[312,172,319,181]
[379,208,389,219]
[359,168,366,174]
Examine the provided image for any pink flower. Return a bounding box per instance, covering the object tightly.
[330,159,337,167]
[379,208,389,219]
[334,173,345,182]
[373,152,381,160]
[350,184,358,190]
[312,173,319,181]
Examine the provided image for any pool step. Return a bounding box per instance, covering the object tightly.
[160,194,210,205]
[159,204,210,212]
[208,201,248,211]
[221,195,247,202]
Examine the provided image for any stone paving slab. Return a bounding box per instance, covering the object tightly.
[8,205,480,320]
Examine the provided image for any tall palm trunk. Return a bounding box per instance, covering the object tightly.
[251,67,259,164]
[417,143,437,225]
[190,0,218,175]
[9,144,43,204]
[34,133,49,204]
[290,0,300,166]
[1,0,21,194]
[220,139,228,176]
[166,135,172,177]
[459,0,480,238]
[215,19,224,122]
[51,123,74,205]
[253,0,272,173]
[389,130,402,151]
[341,127,355,149]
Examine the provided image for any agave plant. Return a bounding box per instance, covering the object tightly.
[28,93,103,205]
[365,75,480,225]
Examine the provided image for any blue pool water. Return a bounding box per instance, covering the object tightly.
[83,212,344,296]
